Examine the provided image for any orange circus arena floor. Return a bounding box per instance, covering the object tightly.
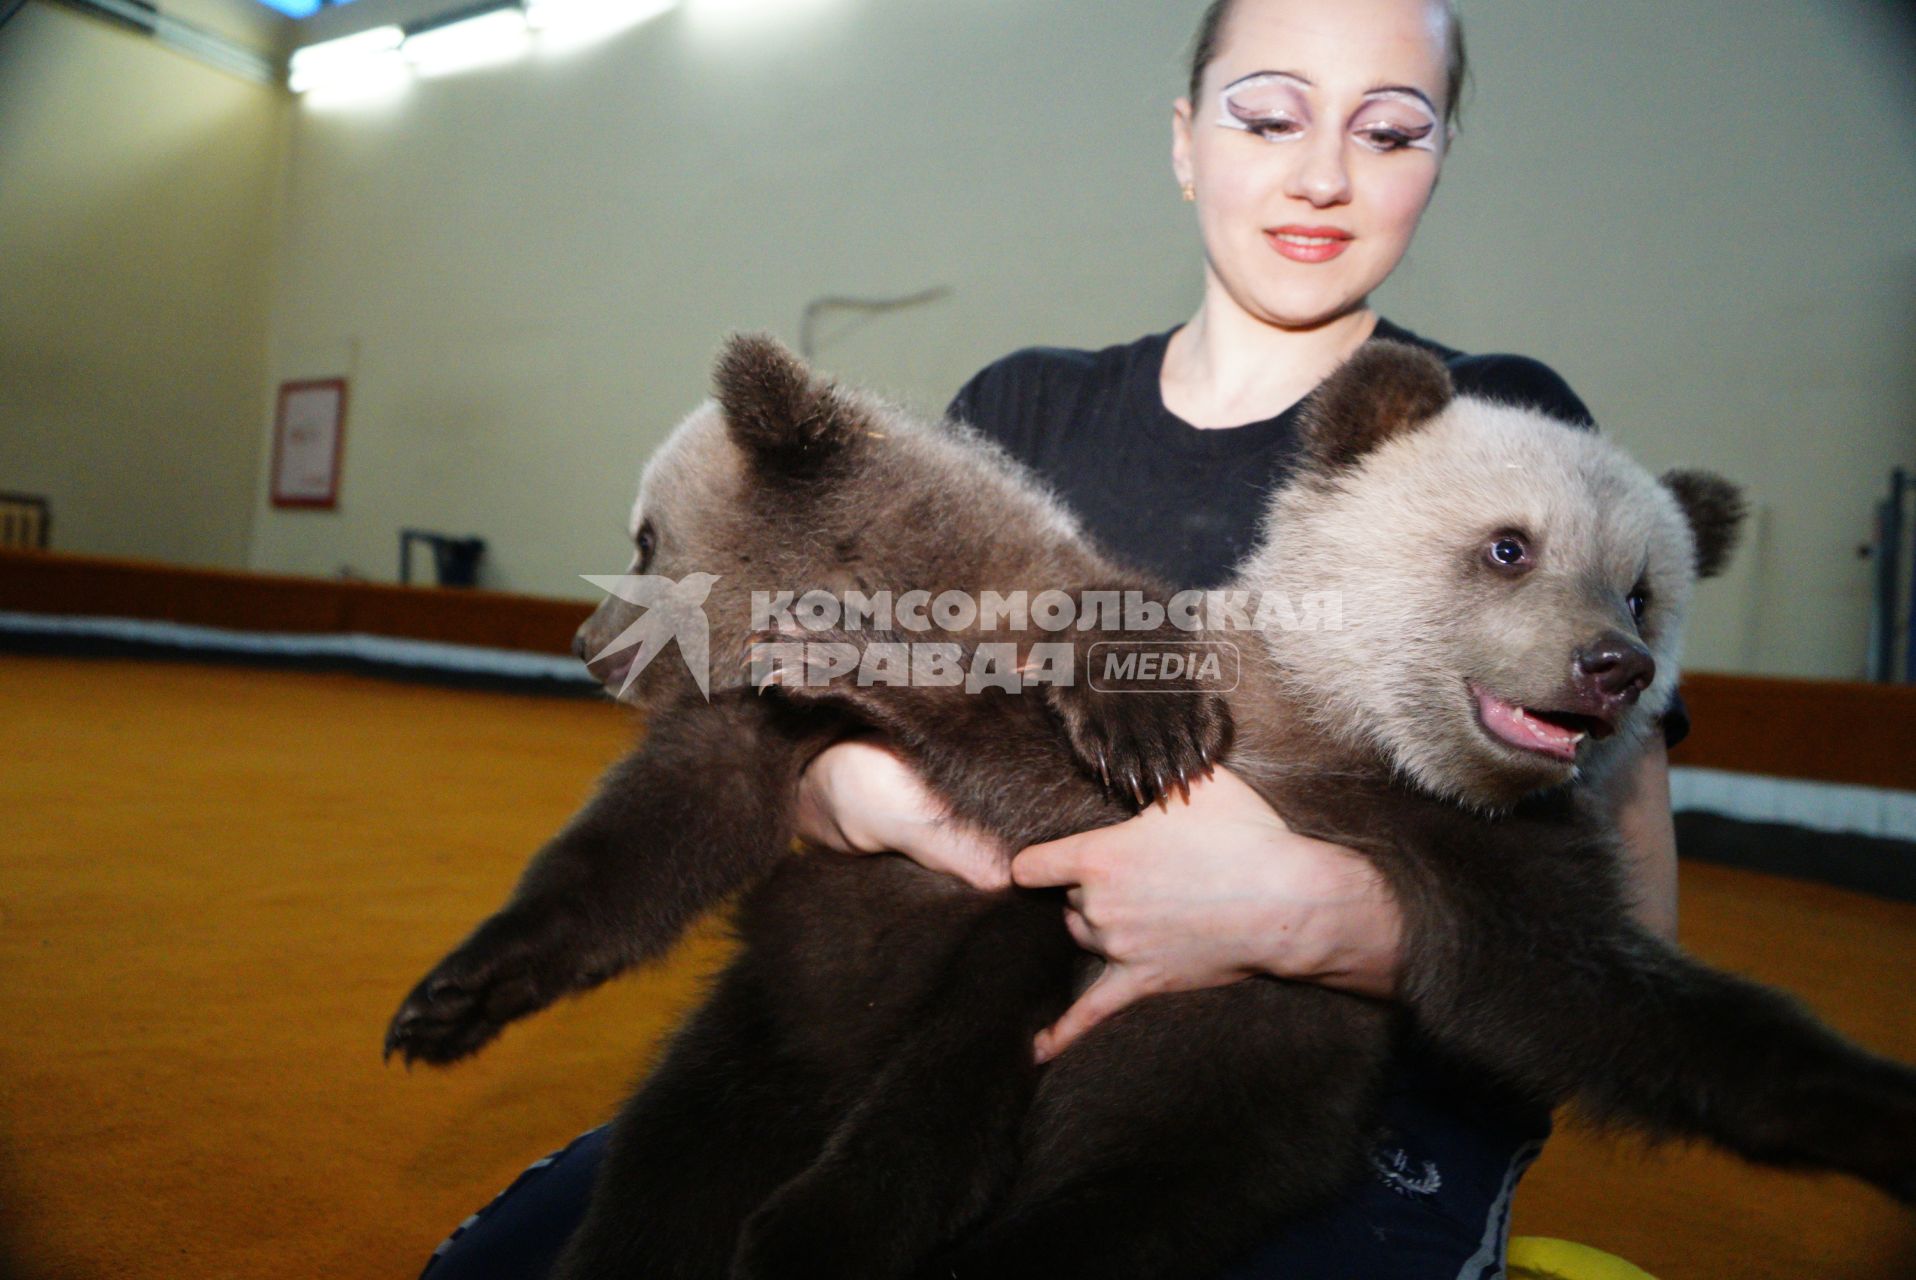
[0,653,1911,1279]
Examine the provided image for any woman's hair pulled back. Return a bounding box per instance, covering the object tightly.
[1186,0,1470,128]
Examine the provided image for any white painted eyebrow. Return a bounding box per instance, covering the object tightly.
[1220,69,1310,94]
[1223,72,1438,115]
[1361,86,1439,116]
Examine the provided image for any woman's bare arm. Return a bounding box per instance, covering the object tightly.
[1611,738,1681,942]
[794,737,1012,890]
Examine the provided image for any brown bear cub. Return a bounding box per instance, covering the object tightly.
[387,337,1916,1279]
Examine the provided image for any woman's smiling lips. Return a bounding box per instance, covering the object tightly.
[1267,225,1353,263]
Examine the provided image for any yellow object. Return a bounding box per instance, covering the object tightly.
[1509,1237,1660,1280]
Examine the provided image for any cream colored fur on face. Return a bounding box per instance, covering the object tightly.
[1242,399,1700,811]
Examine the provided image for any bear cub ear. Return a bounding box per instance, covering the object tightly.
[713,333,866,475]
[1660,469,1746,579]
[1299,340,1455,475]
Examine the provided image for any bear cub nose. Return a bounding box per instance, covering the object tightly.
[1573,633,1656,705]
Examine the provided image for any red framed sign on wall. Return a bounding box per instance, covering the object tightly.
[270,378,348,509]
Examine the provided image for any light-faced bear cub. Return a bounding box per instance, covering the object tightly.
[387,337,1916,1279]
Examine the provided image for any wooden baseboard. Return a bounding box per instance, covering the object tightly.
[0,548,589,655]
[1670,672,1916,792]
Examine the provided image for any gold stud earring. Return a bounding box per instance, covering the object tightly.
[1180,181,1196,203]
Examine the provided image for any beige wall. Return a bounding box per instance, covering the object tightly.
[250,0,1208,594]
[254,0,1916,679]
[0,0,285,569]
[10,0,1914,678]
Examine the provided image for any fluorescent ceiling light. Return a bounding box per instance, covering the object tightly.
[526,0,677,50]
[298,50,409,106]
[402,6,530,79]
[689,0,824,15]
[288,24,404,93]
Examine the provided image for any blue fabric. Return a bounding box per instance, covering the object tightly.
[420,1125,609,1280]
[1222,1051,1550,1279]
[422,1060,1548,1280]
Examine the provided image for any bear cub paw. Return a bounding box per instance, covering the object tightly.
[1046,668,1233,809]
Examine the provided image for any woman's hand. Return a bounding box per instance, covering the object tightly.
[796,746,1403,1063]
[794,737,1013,891]
[1013,766,1403,1063]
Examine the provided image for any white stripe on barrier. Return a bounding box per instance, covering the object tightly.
[1670,766,1916,844]
[0,610,595,684]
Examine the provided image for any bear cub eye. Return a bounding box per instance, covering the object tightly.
[636,520,658,573]
[1627,585,1649,624]
[1484,531,1532,575]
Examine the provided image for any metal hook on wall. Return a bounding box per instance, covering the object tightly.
[798,286,952,359]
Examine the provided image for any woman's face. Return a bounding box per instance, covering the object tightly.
[1174,0,1451,330]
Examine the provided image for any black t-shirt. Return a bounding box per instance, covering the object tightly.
[947,318,1689,747]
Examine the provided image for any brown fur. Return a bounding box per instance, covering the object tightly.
[1661,467,1747,579]
[712,337,868,478]
[1296,339,1458,475]
[387,337,1914,1280]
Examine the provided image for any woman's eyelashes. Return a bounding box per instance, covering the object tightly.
[1353,119,1436,152]
[1233,112,1306,142]
[1352,93,1440,153]
[1223,112,1436,152]
[1219,72,1309,139]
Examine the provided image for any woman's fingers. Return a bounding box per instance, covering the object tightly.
[1063,905,1097,950]
[911,816,1014,891]
[1010,832,1093,888]
[1034,964,1150,1064]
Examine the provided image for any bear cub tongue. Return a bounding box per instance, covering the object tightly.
[1473,685,1584,762]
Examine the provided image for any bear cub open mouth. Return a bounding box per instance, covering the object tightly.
[1470,682,1616,762]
